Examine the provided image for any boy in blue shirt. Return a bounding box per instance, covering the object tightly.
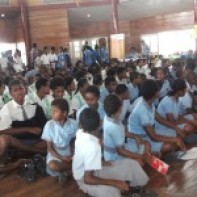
[73,108,149,197]
[128,80,186,156]
[42,99,78,183]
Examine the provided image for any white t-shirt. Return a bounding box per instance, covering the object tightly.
[72,129,102,180]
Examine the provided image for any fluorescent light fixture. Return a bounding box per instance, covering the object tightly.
[1,13,5,18]
[87,13,91,18]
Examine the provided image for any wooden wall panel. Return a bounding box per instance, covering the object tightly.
[69,11,194,53]
[28,9,70,48]
[0,19,16,43]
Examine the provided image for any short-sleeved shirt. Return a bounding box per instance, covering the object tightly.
[159,80,171,99]
[128,98,155,137]
[42,118,78,157]
[0,100,37,131]
[119,100,133,122]
[103,116,125,161]
[76,102,105,124]
[179,92,192,115]
[127,83,139,103]
[25,92,52,119]
[156,96,179,130]
[72,129,102,180]
[100,88,110,103]
[70,92,86,114]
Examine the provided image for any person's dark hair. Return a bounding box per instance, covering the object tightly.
[93,75,102,86]
[79,108,100,132]
[34,73,42,79]
[51,47,55,51]
[50,77,65,90]
[156,67,166,75]
[75,70,86,82]
[43,46,48,51]
[116,67,126,76]
[104,95,122,117]
[115,84,128,95]
[168,79,186,96]
[137,59,143,65]
[65,76,74,89]
[32,43,37,48]
[193,91,197,96]
[75,78,88,94]
[8,79,24,92]
[130,71,140,82]
[35,78,48,91]
[85,85,100,98]
[104,76,116,87]
[106,68,116,77]
[51,98,69,113]
[140,79,159,100]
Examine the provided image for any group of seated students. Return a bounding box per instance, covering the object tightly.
[0,55,197,197]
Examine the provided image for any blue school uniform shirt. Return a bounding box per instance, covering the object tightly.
[103,116,125,161]
[128,98,155,138]
[119,100,133,122]
[84,49,93,66]
[42,118,78,158]
[76,102,105,124]
[156,96,179,130]
[159,80,171,99]
[57,52,66,68]
[126,83,139,103]
[179,92,192,115]
[100,88,110,103]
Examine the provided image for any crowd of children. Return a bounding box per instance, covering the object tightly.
[0,44,197,197]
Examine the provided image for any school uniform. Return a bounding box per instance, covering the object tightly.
[116,77,127,85]
[72,129,149,197]
[156,96,185,133]
[128,98,164,153]
[119,100,133,123]
[70,92,86,114]
[100,88,110,103]
[179,92,193,115]
[25,92,52,119]
[42,118,78,176]
[126,83,139,103]
[28,83,36,94]
[0,100,47,140]
[40,54,50,65]
[76,102,105,124]
[159,80,171,99]
[0,95,5,110]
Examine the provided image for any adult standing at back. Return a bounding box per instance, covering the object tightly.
[141,40,150,58]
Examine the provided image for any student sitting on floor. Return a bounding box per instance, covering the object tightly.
[127,71,141,103]
[103,94,153,167]
[50,77,65,100]
[70,78,89,117]
[156,79,195,137]
[115,84,133,123]
[42,99,78,183]
[100,76,117,103]
[64,76,76,106]
[116,67,127,85]
[76,85,105,124]
[72,108,149,197]
[155,68,171,101]
[25,78,51,119]
[128,80,186,156]
[0,79,47,152]
[28,73,42,94]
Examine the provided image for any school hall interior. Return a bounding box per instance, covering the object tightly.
[0,0,197,197]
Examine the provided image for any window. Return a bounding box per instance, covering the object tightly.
[141,29,195,57]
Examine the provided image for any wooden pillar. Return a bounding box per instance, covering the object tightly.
[111,0,119,34]
[194,0,197,50]
[19,0,31,64]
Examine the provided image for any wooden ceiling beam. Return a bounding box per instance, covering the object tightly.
[28,0,111,11]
